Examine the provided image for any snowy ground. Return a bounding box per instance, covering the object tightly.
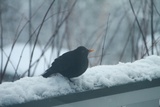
[0,43,68,76]
[0,55,160,106]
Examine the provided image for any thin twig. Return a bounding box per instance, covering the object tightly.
[28,0,32,76]
[119,27,132,61]
[1,17,23,81]
[105,10,128,52]
[0,6,3,83]
[129,0,149,56]
[150,0,154,55]
[28,0,56,76]
[153,1,160,17]
[21,0,77,77]
[100,14,110,65]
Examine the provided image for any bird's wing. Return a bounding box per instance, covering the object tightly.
[51,51,75,72]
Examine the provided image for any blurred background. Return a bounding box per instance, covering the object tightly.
[0,0,160,83]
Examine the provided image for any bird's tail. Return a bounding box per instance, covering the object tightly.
[42,67,53,78]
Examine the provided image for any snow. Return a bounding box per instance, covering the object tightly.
[0,55,160,106]
[0,43,68,76]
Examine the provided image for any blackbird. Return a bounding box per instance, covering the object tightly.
[42,46,93,78]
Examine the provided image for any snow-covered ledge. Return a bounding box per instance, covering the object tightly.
[1,55,160,107]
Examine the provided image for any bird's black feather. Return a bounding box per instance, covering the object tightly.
[42,46,91,78]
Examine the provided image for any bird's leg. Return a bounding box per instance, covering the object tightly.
[67,78,76,85]
[68,78,77,88]
[68,78,73,83]
[62,76,74,83]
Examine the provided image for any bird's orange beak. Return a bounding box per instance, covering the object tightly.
[88,49,94,52]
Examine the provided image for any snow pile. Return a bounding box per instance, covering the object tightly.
[0,55,160,106]
[80,55,160,88]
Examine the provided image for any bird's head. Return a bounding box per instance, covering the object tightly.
[76,46,94,56]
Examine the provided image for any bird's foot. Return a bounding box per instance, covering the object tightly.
[68,78,73,83]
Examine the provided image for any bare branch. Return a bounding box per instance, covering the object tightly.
[150,0,154,55]
[129,0,149,56]
[28,0,56,76]
[100,14,110,65]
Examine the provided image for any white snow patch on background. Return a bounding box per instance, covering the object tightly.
[0,55,160,106]
[0,43,68,76]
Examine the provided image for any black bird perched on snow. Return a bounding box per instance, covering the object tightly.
[42,46,94,78]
